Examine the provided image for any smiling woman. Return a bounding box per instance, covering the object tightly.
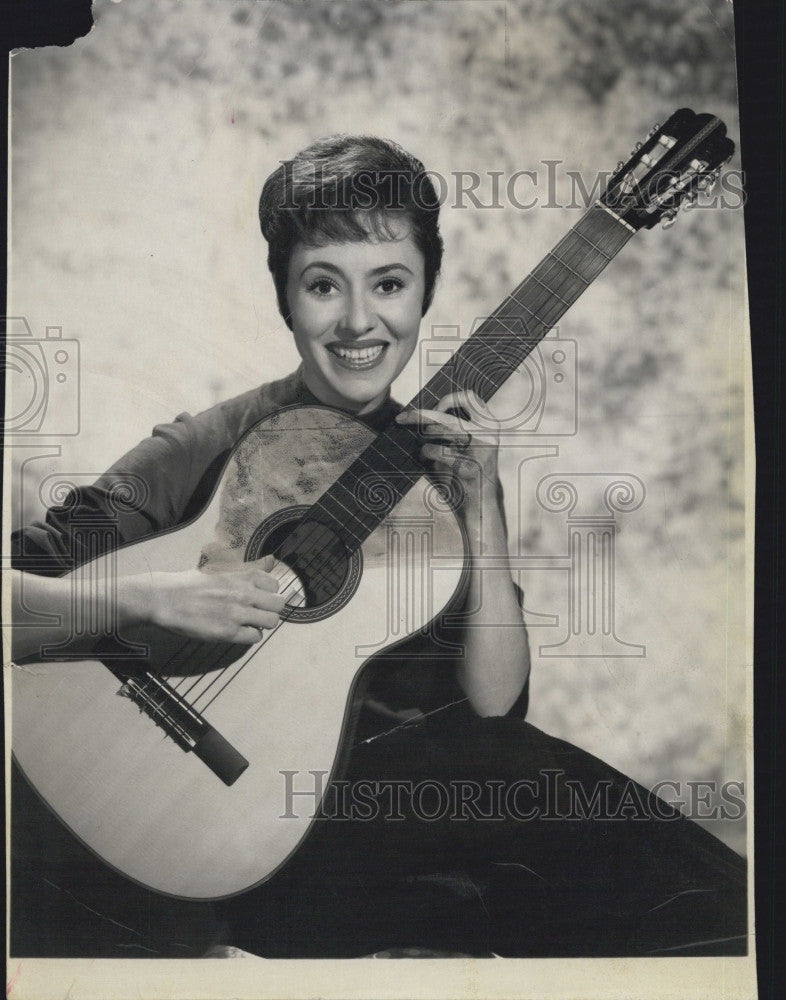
[261,136,440,412]
[286,233,425,411]
[10,133,747,959]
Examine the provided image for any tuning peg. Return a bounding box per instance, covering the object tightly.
[680,191,700,213]
[660,208,678,229]
[647,122,661,138]
[632,141,643,153]
[615,160,625,172]
[697,169,720,193]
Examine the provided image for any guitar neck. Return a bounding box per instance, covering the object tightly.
[305,202,637,553]
[413,202,636,409]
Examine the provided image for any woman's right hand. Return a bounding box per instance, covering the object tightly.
[142,562,289,645]
[10,562,289,663]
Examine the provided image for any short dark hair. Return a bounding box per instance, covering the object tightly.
[259,135,443,328]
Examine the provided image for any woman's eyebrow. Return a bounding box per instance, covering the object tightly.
[368,263,414,276]
[301,261,343,275]
[300,261,414,278]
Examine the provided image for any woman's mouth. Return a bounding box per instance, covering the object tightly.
[326,342,388,371]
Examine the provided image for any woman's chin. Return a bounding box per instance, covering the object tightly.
[320,370,394,412]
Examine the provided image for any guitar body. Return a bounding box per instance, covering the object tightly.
[12,405,466,900]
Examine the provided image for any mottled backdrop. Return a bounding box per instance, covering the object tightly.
[7,0,748,851]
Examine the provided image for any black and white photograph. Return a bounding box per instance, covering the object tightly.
[3,1,758,997]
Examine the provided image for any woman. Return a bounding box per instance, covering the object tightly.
[10,135,746,958]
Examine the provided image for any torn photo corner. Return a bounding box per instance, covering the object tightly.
[3,1,757,998]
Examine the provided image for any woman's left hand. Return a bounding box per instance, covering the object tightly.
[396,389,501,515]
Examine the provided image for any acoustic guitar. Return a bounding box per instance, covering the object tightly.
[11,109,734,899]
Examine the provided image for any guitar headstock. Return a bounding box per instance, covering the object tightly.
[602,108,735,230]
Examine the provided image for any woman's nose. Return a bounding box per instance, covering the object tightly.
[340,292,375,337]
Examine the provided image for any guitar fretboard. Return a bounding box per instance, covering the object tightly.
[308,203,636,552]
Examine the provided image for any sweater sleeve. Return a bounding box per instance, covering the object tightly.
[10,379,289,576]
[11,413,197,576]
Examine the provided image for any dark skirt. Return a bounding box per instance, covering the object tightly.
[218,709,747,958]
[11,710,747,959]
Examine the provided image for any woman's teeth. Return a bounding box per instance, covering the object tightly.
[329,344,385,363]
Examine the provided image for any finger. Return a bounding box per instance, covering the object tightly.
[239,606,281,631]
[250,569,280,593]
[419,425,473,449]
[434,390,487,419]
[235,625,267,646]
[396,408,463,434]
[246,555,277,570]
[422,442,477,466]
[249,589,288,613]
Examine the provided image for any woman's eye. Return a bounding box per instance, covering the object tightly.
[377,277,404,294]
[307,278,337,296]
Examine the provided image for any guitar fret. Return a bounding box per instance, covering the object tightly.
[515,276,556,311]
[474,331,521,369]
[506,290,554,330]
[413,383,443,408]
[315,503,365,544]
[489,303,540,332]
[540,249,586,284]
[573,226,612,260]
[540,261,588,305]
[595,199,636,233]
[549,241,608,282]
[373,428,422,469]
[381,428,417,462]
[530,271,571,307]
[480,331,540,365]
[336,471,386,516]
[317,482,370,540]
[356,446,414,484]
[456,347,493,381]
[422,332,519,402]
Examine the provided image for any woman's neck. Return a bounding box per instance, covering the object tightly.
[300,365,391,417]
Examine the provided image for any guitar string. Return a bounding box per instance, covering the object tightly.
[195,585,310,714]
[147,525,342,718]
[154,533,333,712]
[168,586,307,719]
[158,561,308,698]
[181,541,351,715]
[142,569,310,738]
[149,587,310,750]
[133,210,628,718]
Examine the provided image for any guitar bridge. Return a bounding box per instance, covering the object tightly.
[118,672,248,786]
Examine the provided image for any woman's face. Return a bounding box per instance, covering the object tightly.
[285,220,426,413]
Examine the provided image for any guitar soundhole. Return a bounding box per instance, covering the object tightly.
[245,505,362,624]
